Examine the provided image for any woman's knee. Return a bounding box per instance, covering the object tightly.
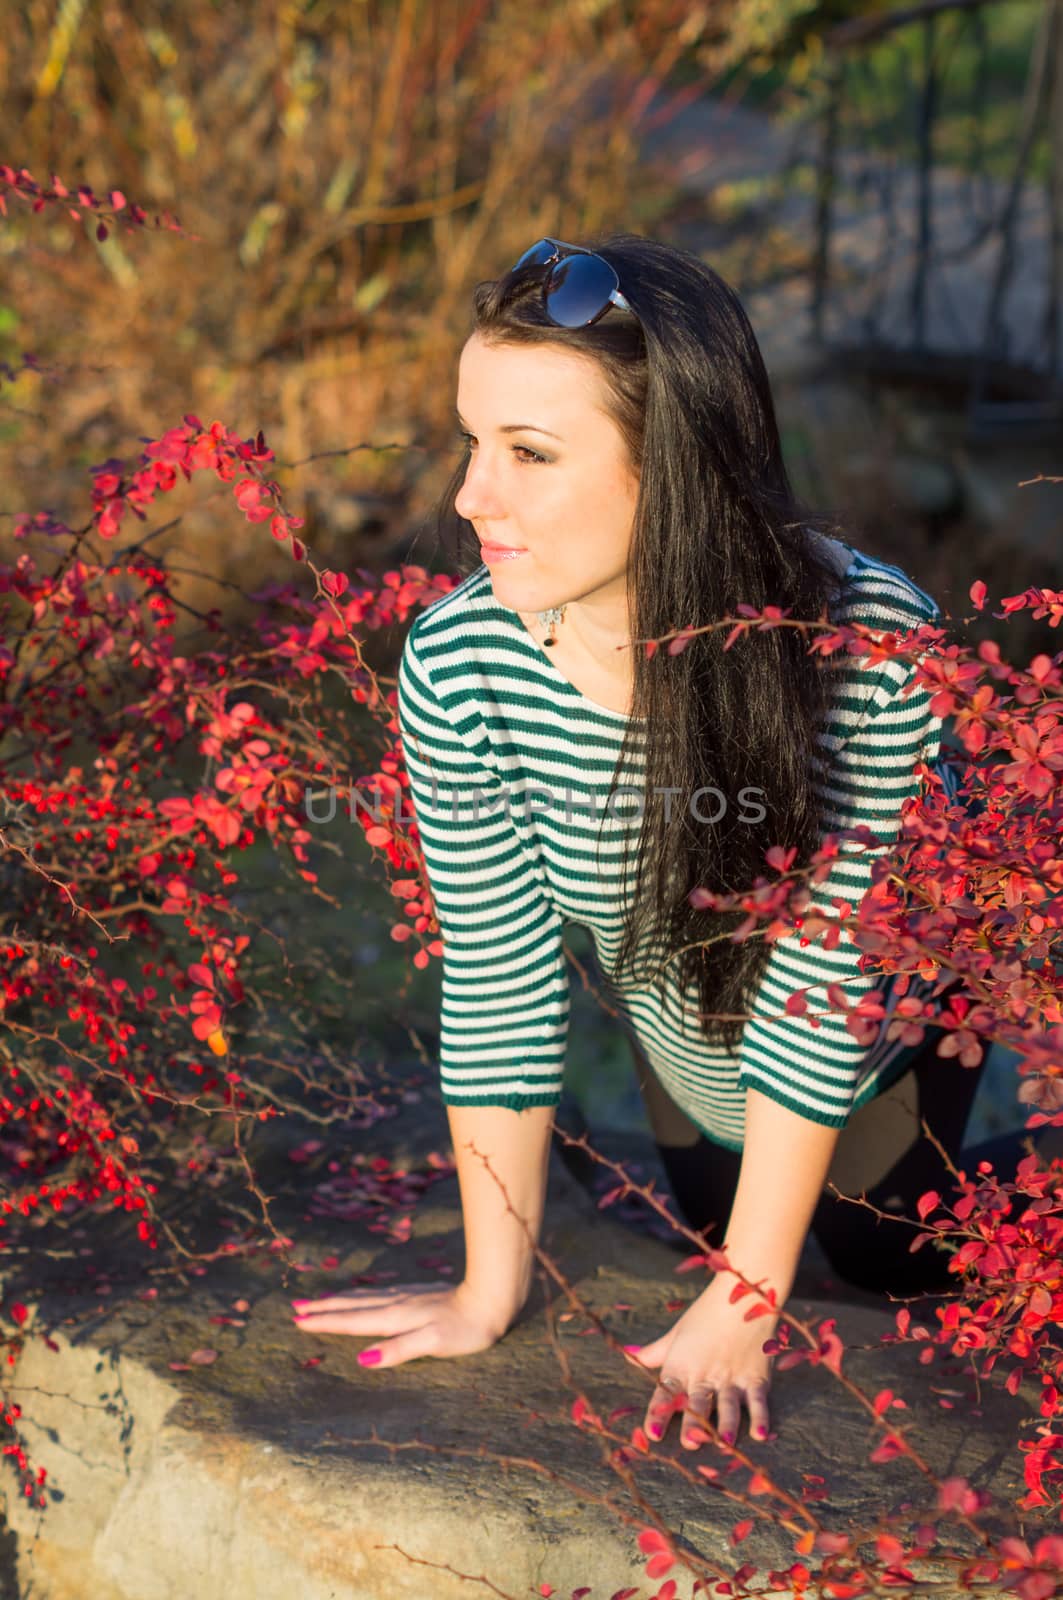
[810,1198,955,1295]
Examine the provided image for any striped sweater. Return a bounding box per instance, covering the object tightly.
[396,544,959,1151]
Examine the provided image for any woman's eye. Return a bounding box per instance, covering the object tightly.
[456,430,546,465]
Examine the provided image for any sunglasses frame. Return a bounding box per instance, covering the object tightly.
[510,237,633,328]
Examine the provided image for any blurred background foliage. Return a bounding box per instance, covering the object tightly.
[2,0,735,618]
[0,0,1048,637]
[710,0,1045,178]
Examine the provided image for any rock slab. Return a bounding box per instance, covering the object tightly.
[0,1114,1042,1599]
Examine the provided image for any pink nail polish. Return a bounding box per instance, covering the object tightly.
[722,1430,735,1446]
[290,1299,309,1308]
[358,1348,382,1367]
[755,1425,767,1438]
[647,1422,662,1439]
[622,1344,642,1355]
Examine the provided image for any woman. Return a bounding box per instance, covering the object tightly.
[293,234,1046,1452]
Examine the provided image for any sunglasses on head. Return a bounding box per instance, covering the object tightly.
[510,237,633,328]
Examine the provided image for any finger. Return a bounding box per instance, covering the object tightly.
[293,1309,378,1335]
[715,1386,741,1446]
[645,1380,686,1441]
[632,1337,664,1368]
[293,1300,423,1337]
[294,1313,434,1362]
[292,1296,388,1315]
[292,1287,442,1323]
[681,1386,716,1451]
[745,1379,772,1442]
[360,1324,439,1368]
[291,1283,437,1313]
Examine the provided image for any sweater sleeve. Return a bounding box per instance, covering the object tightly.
[735,653,941,1128]
[396,621,570,1110]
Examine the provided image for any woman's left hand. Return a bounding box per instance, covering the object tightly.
[629,1272,779,1450]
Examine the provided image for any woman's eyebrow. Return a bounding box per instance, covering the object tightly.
[455,410,562,440]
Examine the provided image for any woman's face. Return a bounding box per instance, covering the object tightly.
[454,332,640,621]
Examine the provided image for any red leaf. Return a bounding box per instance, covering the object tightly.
[637,1529,670,1556]
[815,1533,852,1555]
[938,1475,979,1514]
[743,1301,777,1321]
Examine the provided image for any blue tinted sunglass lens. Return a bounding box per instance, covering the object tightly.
[544,254,619,327]
[513,239,557,271]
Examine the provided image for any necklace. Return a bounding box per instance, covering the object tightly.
[534,603,633,680]
[537,605,567,647]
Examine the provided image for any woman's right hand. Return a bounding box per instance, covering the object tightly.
[291,1279,516,1367]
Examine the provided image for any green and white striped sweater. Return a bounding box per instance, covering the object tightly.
[396,545,958,1152]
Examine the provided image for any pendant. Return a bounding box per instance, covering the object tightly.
[538,604,566,648]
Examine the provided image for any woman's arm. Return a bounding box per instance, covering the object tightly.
[448,1101,556,1333]
[631,1089,843,1448]
[720,1087,843,1304]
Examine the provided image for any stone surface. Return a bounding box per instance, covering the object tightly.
[0,1103,1043,1600]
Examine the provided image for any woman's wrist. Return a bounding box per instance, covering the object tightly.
[456,1274,529,1338]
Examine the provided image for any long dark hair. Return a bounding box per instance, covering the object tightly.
[434,232,850,1056]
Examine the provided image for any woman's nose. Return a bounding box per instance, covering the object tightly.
[454,452,503,522]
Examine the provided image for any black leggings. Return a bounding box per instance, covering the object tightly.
[654,1021,1052,1297]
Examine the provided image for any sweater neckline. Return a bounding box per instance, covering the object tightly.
[505,541,859,725]
[510,607,645,723]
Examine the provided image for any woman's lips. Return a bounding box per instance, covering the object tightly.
[480,543,528,564]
